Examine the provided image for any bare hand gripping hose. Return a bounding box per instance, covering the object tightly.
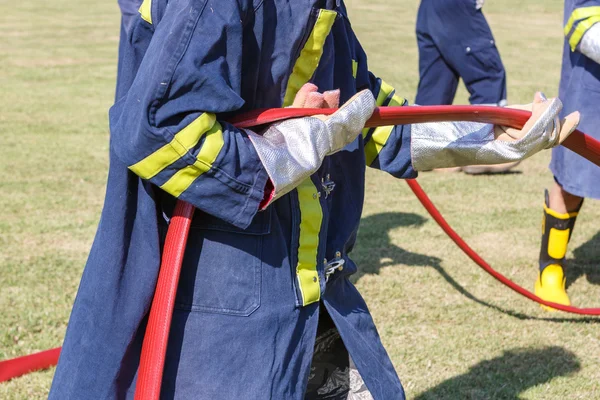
[2,106,600,396]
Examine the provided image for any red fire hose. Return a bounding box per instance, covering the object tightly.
[2,106,600,397]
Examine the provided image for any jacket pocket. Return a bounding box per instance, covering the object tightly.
[174,208,271,316]
[464,37,503,73]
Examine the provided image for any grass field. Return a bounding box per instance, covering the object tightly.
[2,0,600,398]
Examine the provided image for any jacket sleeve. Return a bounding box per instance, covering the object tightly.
[353,40,417,179]
[109,0,269,229]
[565,0,600,58]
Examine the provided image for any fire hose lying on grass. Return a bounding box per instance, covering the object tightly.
[2,105,600,398]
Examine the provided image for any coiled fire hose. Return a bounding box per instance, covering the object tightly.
[2,106,600,398]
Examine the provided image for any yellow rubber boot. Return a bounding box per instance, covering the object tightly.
[535,190,580,311]
[535,264,570,310]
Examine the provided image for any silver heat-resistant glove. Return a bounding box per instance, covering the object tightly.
[247,90,376,202]
[579,23,600,65]
[411,97,569,171]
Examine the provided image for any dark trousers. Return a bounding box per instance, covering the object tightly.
[415,0,507,105]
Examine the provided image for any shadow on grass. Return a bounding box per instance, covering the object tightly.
[354,212,600,323]
[566,231,600,289]
[352,212,441,282]
[414,346,580,400]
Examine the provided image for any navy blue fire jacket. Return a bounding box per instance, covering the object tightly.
[50,1,416,398]
[552,0,600,199]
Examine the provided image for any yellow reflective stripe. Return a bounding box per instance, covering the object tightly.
[129,113,216,180]
[376,80,395,106]
[364,126,394,166]
[283,9,337,306]
[362,80,397,138]
[138,0,152,24]
[361,124,370,139]
[548,228,570,260]
[564,6,600,36]
[296,179,323,305]
[160,121,224,197]
[283,9,337,106]
[569,15,600,50]
[364,94,404,165]
[352,59,358,78]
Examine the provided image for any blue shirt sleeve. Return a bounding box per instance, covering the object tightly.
[109,0,268,229]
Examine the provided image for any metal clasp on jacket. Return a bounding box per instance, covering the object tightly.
[324,251,345,282]
[321,174,335,199]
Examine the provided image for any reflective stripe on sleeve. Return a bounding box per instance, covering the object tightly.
[564,6,600,50]
[564,6,600,36]
[364,94,405,166]
[362,80,395,139]
[160,121,225,197]
[129,113,217,180]
[569,15,600,51]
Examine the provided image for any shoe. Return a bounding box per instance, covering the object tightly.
[534,264,571,311]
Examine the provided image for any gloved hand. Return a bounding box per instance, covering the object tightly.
[248,84,374,204]
[494,92,579,144]
[411,92,580,171]
[475,0,485,10]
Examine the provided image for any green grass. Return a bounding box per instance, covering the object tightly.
[2,0,600,398]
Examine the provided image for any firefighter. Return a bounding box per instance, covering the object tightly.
[49,1,578,398]
[536,0,600,309]
[415,0,519,174]
[415,0,506,106]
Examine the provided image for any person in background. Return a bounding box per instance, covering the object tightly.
[115,0,143,99]
[415,0,518,174]
[535,0,600,309]
[48,0,578,398]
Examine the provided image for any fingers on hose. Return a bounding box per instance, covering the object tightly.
[323,89,340,108]
[558,111,581,144]
[292,83,319,108]
[524,94,555,133]
[306,91,327,108]
[494,125,519,141]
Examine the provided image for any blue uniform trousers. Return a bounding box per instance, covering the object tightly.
[415,0,507,105]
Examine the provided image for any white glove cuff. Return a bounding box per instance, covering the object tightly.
[247,117,329,202]
[579,23,600,65]
[248,90,375,203]
[410,98,562,171]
